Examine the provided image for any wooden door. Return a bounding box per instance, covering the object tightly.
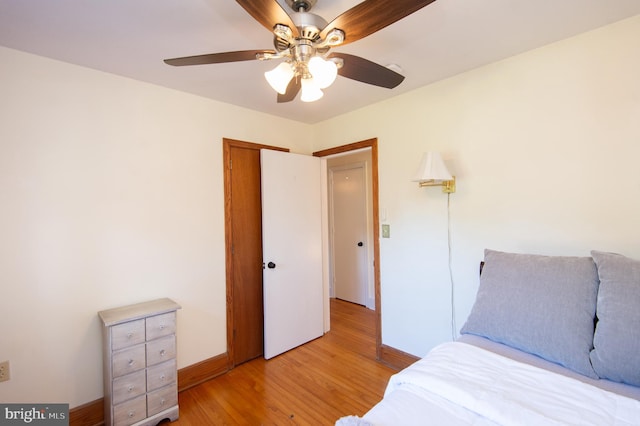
[224,139,288,367]
[228,144,263,365]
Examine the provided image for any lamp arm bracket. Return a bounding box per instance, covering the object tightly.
[418,176,456,193]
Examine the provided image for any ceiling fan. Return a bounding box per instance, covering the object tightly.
[164,0,437,102]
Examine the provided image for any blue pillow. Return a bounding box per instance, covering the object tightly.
[461,249,598,378]
[590,251,640,386]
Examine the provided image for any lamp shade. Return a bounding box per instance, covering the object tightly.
[308,56,338,89]
[412,152,453,182]
[300,76,323,102]
[264,62,294,95]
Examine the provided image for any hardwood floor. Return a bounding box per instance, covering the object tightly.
[174,299,395,425]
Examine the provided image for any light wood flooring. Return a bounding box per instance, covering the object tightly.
[173,299,396,425]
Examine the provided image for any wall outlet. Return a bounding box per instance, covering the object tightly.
[0,360,10,382]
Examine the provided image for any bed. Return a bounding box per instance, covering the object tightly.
[337,249,640,425]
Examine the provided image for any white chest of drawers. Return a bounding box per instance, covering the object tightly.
[99,298,181,426]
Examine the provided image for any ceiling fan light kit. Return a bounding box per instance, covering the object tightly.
[164,0,438,103]
[265,62,295,94]
[265,55,337,100]
[307,56,338,88]
[300,76,324,102]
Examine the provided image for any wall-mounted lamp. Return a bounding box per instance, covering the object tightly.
[412,151,458,339]
[412,152,456,193]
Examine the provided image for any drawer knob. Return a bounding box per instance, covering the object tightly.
[128,359,135,366]
[128,411,135,418]
[160,349,166,357]
[160,398,166,406]
[159,324,165,330]
[126,332,133,339]
[128,386,133,392]
[160,374,166,381]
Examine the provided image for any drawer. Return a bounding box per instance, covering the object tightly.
[146,312,176,341]
[112,345,146,378]
[147,359,177,392]
[113,394,146,426]
[111,319,145,351]
[112,369,146,405]
[147,385,178,417]
[146,335,176,366]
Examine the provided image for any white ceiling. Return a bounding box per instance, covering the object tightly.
[1,0,639,124]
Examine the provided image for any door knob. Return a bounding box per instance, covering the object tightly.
[357,242,364,247]
[267,262,276,269]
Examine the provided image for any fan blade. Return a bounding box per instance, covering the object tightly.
[320,0,436,46]
[329,52,405,89]
[277,77,301,103]
[164,50,275,66]
[236,0,300,38]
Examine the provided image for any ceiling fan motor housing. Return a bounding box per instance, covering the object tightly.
[274,11,327,52]
[286,0,317,12]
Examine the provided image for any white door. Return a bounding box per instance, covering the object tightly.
[261,149,324,359]
[331,166,368,305]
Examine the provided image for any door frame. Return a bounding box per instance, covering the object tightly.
[223,138,288,368]
[313,138,382,360]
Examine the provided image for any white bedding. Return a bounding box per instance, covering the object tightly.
[361,342,640,426]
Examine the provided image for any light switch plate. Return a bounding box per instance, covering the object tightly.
[381,224,390,238]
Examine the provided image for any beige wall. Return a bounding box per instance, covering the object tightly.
[1,13,639,409]
[312,14,640,356]
[0,46,312,406]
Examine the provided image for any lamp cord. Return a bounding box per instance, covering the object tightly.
[447,192,457,341]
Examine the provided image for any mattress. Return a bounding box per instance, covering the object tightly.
[344,339,640,425]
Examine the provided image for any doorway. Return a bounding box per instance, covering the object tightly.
[224,137,382,367]
[313,138,381,357]
[328,160,371,308]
